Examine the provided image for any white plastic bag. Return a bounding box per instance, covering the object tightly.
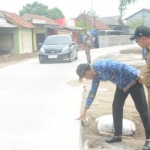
[95,115,136,135]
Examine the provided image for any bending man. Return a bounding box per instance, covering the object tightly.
[76,59,150,150]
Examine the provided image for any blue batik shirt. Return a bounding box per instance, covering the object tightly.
[142,48,147,59]
[85,59,139,107]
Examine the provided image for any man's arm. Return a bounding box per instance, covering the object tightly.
[76,80,100,120]
[85,80,100,107]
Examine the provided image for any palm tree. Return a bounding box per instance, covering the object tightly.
[119,0,138,20]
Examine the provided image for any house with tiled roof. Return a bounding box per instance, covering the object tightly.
[22,14,59,25]
[75,14,111,47]
[124,8,150,28]
[22,14,70,51]
[76,14,111,30]
[0,11,35,54]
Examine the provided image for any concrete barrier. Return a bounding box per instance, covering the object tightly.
[99,35,135,48]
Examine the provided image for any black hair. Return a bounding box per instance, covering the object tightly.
[85,64,91,71]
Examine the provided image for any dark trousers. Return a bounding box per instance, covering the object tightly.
[113,82,150,139]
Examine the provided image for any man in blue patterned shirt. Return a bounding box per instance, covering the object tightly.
[76,59,150,150]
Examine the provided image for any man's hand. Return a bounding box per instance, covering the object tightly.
[138,76,144,84]
[75,108,87,120]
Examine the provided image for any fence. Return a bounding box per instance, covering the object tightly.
[99,35,135,48]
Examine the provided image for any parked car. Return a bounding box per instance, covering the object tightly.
[39,34,78,63]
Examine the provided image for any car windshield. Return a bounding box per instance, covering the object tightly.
[44,36,69,45]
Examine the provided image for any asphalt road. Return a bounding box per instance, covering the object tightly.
[0,44,139,150]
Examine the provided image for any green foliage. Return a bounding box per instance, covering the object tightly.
[49,7,64,20]
[19,1,50,17]
[119,0,127,19]
[119,0,138,19]
[87,9,98,18]
[76,21,91,30]
[19,1,65,19]
[77,10,97,30]
[78,10,98,18]
[128,19,143,28]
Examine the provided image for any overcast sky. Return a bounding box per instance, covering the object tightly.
[1,0,150,19]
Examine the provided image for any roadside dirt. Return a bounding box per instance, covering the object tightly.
[79,48,148,150]
[0,52,38,68]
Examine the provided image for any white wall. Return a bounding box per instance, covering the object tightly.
[99,35,135,48]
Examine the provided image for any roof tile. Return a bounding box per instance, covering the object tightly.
[0,11,35,28]
[22,14,58,25]
[76,14,111,30]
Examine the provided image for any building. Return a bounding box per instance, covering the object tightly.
[54,18,82,43]
[76,14,111,30]
[124,8,150,27]
[22,14,68,51]
[98,16,129,34]
[0,11,35,54]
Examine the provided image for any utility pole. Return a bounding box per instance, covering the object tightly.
[84,10,86,27]
[91,0,94,29]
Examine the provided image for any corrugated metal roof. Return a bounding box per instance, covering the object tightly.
[98,16,122,25]
[0,22,16,28]
[0,15,16,28]
[22,14,59,25]
[0,11,35,28]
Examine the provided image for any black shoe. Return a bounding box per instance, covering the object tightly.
[105,136,122,143]
[143,141,150,150]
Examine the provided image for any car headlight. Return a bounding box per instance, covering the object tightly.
[62,47,69,52]
[40,47,45,53]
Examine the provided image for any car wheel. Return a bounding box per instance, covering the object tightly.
[75,53,78,60]
[39,60,44,64]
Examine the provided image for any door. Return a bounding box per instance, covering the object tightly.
[21,34,32,53]
[36,33,45,50]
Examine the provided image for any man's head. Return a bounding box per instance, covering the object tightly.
[130,25,150,48]
[76,63,94,82]
[82,27,87,33]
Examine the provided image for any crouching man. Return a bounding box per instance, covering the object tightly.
[76,59,150,150]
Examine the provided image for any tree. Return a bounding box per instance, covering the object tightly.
[78,10,98,18]
[119,0,137,5]
[87,9,98,18]
[128,19,143,28]
[128,19,150,28]
[119,0,140,19]
[49,7,64,20]
[76,20,90,30]
[19,1,50,18]
[119,0,127,20]
[19,1,65,20]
